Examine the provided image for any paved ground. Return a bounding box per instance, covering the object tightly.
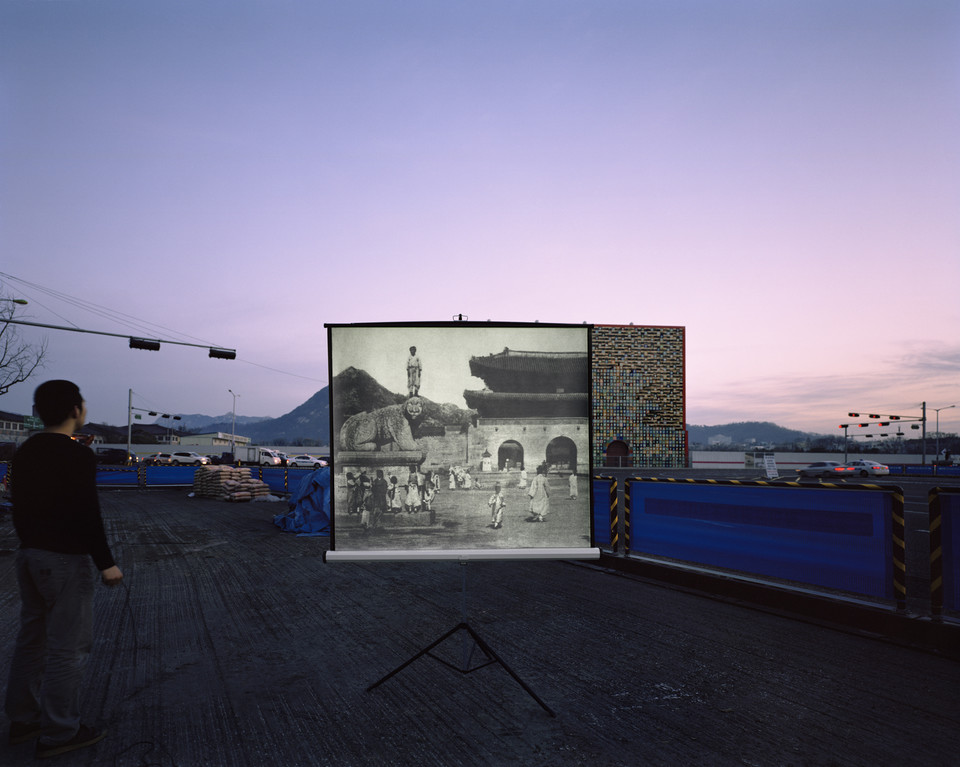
[1,488,959,767]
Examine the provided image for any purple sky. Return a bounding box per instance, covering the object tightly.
[2,1,958,436]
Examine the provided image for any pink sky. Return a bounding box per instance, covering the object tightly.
[1,1,958,437]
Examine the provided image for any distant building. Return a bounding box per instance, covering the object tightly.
[184,432,251,448]
[0,410,29,445]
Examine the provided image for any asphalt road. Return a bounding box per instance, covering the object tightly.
[2,489,959,767]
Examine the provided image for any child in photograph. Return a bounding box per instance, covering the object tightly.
[406,468,422,513]
[488,482,505,529]
[345,472,358,514]
[371,470,389,528]
[389,475,404,513]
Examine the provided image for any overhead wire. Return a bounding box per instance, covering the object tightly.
[1,271,327,387]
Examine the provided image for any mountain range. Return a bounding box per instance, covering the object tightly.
[151,374,829,449]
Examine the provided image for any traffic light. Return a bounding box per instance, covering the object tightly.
[129,337,161,351]
[890,416,900,420]
[869,414,880,419]
[859,423,870,427]
[879,422,889,426]
[848,412,860,417]
[838,424,849,429]
[209,347,236,360]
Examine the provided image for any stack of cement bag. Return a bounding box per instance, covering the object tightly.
[192,466,272,502]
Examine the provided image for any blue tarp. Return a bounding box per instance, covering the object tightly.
[273,467,330,536]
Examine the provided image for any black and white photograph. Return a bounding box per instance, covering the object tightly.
[327,322,592,556]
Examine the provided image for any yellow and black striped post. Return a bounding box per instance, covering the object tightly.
[891,486,906,612]
[929,488,943,620]
[608,476,619,551]
[595,475,618,552]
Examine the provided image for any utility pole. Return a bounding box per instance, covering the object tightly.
[922,401,927,465]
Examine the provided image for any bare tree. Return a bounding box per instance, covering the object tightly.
[0,300,47,397]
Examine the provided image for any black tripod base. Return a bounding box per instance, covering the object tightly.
[367,621,556,717]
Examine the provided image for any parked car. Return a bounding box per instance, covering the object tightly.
[143,452,174,466]
[845,460,890,477]
[95,448,139,466]
[170,451,211,466]
[796,461,855,478]
[288,454,325,469]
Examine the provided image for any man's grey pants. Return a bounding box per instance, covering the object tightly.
[5,548,95,745]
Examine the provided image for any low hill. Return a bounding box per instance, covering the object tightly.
[686,421,821,448]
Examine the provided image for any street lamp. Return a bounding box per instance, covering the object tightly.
[228,389,239,457]
[933,404,956,464]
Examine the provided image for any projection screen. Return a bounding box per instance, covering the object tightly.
[324,322,598,562]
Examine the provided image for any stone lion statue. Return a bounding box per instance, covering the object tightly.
[339,397,425,452]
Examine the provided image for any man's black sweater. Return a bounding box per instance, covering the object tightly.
[10,432,116,571]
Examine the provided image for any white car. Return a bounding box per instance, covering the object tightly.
[170,451,211,466]
[845,460,890,477]
[288,454,325,469]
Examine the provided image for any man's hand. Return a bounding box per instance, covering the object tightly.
[100,565,124,586]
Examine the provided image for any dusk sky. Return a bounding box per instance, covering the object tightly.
[2,1,958,438]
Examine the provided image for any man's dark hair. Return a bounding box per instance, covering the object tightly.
[34,380,83,427]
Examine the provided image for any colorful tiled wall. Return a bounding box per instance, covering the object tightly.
[591,325,686,468]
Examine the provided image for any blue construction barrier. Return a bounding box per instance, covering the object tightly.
[143,466,200,486]
[259,466,293,495]
[95,467,140,486]
[936,489,960,613]
[626,480,897,601]
[592,478,613,546]
[864,465,960,478]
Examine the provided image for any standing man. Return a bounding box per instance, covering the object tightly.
[528,464,551,523]
[406,346,422,396]
[5,380,123,759]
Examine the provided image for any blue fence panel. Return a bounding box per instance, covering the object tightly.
[904,465,935,476]
[592,478,612,546]
[628,482,894,600]
[260,467,292,495]
[0,463,7,483]
[942,492,960,612]
[96,467,140,486]
[143,466,199,486]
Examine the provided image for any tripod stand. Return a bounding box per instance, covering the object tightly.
[366,561,556,716]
